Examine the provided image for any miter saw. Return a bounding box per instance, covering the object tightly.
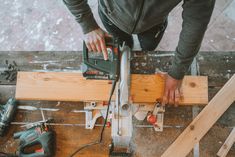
[79,37,165,156]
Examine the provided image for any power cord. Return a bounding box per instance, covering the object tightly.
[70,80,117,157]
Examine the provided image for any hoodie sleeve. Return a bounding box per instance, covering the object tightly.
[63,0,99,34]
[168,0,215,80]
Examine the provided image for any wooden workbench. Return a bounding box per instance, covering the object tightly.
[0,51,234,157]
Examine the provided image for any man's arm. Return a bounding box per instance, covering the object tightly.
[63,0,99,34]
[63,0,108,59]
[162,0,215,106]
[168,0,215,80]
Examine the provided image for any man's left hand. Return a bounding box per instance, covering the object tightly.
[161,73,182,107]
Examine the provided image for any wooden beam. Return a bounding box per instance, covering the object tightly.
[161,74,235,157]
[15,72,208,105]
[130,74,208,105]
[15,72,113,102]
[217,127,235,157]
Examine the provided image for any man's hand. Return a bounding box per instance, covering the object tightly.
[161,73,183,107]
[83,28,109,60]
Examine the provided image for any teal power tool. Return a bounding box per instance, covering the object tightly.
[14,123,55,157]
[0,98,17,136]
[82,37,120,80]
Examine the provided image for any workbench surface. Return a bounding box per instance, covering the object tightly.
[0,51,234,157]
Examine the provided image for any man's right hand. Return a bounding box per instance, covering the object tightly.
[83,28,109,60]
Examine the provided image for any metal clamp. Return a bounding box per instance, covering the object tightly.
[84,102,110,129]
[147,102,165,132]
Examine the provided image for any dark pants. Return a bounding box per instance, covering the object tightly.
[98,10,168,51]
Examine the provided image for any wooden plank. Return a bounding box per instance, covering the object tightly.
[217,127,235,157]
[161,74,235,157]
[15,72,208,105]
[130,74,208,105]
[15,72,112,102]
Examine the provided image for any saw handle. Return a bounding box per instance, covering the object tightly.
[82,36,120,80]
[83,36,118,61]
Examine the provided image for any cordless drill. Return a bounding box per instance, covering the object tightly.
[0,98,17,136]
[14,123,55,157]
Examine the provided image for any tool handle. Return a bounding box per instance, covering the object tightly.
[82,35,120,80]
[14,127,35,139]
[83,36,117,61]
[13,131,24,139]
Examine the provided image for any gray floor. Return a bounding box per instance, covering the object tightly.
[0,0,235,51]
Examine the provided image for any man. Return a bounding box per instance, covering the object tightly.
[63,0,215,106]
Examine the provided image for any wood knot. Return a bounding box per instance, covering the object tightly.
[190,82,196,88]
[223,144,228,149]
[43,78,50,81]
[156,98,161,102]
[144,88,148,92]
[190,125,195,130]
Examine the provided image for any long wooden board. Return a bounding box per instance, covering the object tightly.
[15,72,208,105]
[161,74,235,157]
[217,127,235,157]
[15,72,112,102]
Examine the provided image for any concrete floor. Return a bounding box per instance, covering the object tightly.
[0,0,235,51]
